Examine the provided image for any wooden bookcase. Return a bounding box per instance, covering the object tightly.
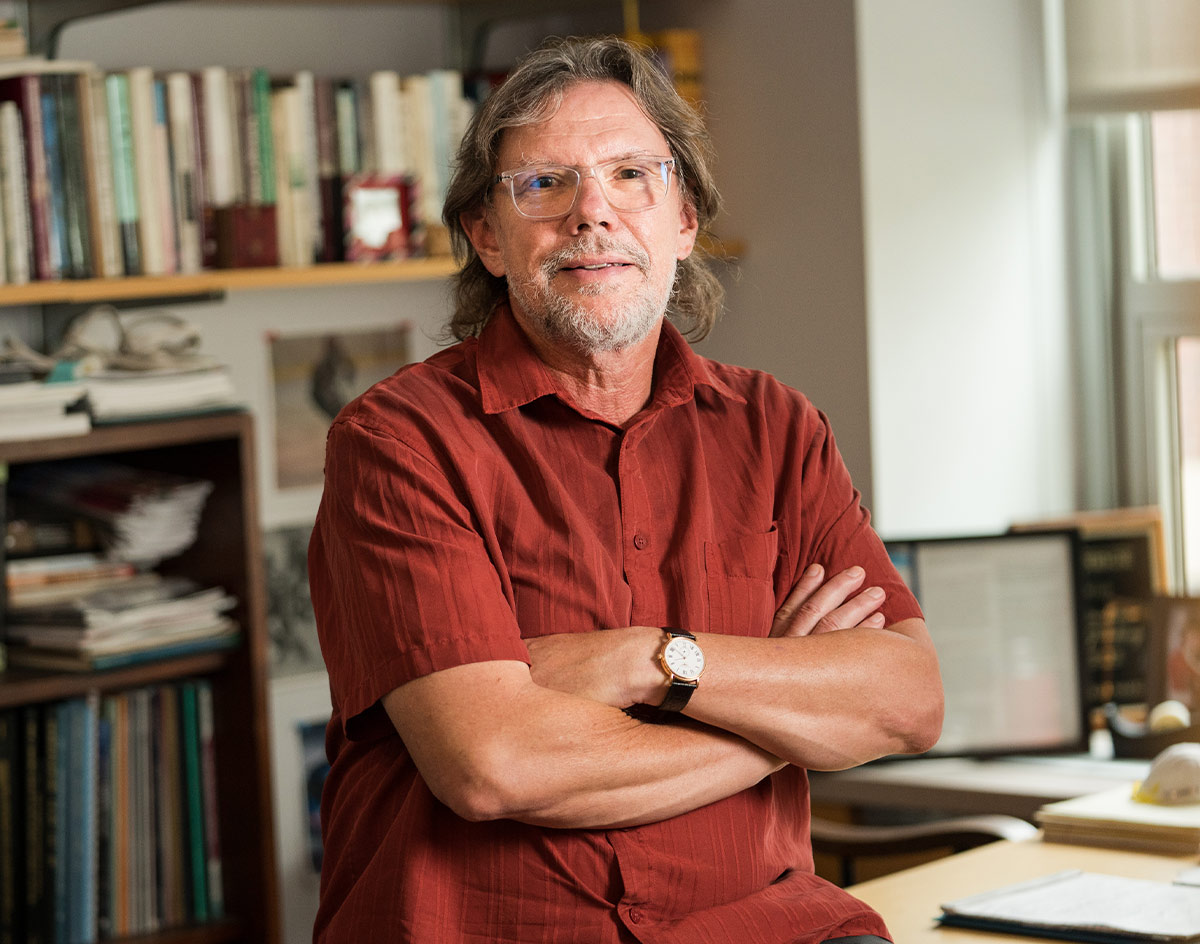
[0,411,279,944]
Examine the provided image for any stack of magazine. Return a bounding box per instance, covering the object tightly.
[4,564,238,671]
[10,460,214,566]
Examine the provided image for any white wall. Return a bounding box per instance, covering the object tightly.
[856,0,1074,537]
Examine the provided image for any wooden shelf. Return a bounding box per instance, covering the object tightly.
[0,256,460,307]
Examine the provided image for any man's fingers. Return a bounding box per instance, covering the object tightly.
[772,565,885,638]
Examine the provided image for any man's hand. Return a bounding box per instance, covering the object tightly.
[770,563,886,638]
[527,564,890,708]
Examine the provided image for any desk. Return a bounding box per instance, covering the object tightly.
[809,755,1151,821]
[847,837,1196,942]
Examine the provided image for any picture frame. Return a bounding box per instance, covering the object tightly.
[343,173,418,261]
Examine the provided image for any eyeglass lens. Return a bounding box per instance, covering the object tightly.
[507,158,673,219]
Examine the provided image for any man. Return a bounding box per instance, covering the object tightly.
[309,35,943,944]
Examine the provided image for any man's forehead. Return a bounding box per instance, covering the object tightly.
[495,80,670,166]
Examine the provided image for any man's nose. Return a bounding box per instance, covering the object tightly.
[569,169,613,228]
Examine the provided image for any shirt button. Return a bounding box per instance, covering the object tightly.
[633,533,649,550]
[628,907,642,924]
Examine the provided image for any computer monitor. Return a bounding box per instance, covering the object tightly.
[885,530,1089,757]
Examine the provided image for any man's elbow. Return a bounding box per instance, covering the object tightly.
[424,741,541,823]
[890,681,944,756]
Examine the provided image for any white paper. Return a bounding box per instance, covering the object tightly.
[941,870,1200,939]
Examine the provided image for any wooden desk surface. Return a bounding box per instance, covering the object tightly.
[847,837,1196,942]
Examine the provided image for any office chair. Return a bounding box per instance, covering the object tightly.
[810,812,1038,886]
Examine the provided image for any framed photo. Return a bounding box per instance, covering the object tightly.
[264,523,324,678]
[344,173,417,261]
[267,323,412,490]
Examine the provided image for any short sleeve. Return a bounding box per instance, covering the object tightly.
[794,408,923,626]
[308,418,530,739]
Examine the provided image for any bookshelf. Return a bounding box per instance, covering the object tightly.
[0,411,279,943]
[0,255,460,307]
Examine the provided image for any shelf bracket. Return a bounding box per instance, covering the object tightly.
[16,0,163,58]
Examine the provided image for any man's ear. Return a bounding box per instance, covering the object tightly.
[676,199,699,261]
[460,206,506,277]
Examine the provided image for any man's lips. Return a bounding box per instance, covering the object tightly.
[560,260,632,272]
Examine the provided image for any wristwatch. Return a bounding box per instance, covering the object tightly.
[656,628,705,712]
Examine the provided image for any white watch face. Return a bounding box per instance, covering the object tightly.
[663,636,705,682]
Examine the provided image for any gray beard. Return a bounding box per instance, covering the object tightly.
[508,240,676,354]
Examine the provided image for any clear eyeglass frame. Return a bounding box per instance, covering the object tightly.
[492,156,676,220]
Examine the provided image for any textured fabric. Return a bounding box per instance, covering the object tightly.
[309,304,922,943]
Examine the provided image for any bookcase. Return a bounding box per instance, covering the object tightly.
[0,410,279,944]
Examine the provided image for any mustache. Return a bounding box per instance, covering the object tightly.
[538,238,651,278]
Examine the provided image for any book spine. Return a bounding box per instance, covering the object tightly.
[0,709,18,944]
[313,76,343,262]
[0,76,53,280]
[126,67,164,275]
[195,680,224,919]
[252,68,275,207]
[104,72,141,276]
[52,72,93,279]
[293,70,320,260]
[78,72,123,279]
[189,72,216,269]
[51,701,69,944]
[74,693,98,944]
[200,66,235,209]
[95,698,113,941]
[38,85,67,280]
[152,78,179,274]
[178,681,208,923]
[21,707,43,944]
[112,693,129,936]
[165,72,201,273]
[270,88,298,268]
[0,102,31,285]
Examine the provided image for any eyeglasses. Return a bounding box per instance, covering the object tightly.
[492,156,676,220]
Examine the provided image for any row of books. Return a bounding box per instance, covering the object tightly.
[0,680,225,943]
[0,56,475,284]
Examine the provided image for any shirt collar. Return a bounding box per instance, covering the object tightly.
[476,301,746,416]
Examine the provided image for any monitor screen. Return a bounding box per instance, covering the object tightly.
[885,530,1088,757]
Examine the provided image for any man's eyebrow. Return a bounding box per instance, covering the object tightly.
[508,149,661,167]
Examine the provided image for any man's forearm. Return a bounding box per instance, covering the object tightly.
[681,619,943,769]
[382,660,783,830]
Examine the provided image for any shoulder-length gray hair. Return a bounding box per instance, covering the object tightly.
[442,35,724,342]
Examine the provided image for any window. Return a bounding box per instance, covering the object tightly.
[1074,109,1200,594]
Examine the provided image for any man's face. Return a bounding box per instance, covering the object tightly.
[465,80,699,355]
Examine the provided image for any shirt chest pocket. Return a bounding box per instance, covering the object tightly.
[704,526,780,637]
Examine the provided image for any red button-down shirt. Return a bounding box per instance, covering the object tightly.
[309,304,922,943]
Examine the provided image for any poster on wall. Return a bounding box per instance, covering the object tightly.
[264,523,325,678]
[268,323,412,490]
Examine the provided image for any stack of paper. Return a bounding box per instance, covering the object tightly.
[0,380,89,441]
[940,870,1200,942]
[81,365,240,422]
[5,574,239,672]
[1036,784,1200,855]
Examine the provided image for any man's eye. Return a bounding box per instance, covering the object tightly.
[523,173,566,192]
[611,165,648,181]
